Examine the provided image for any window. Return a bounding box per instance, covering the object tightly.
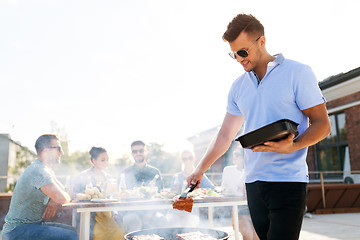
[315,112,347,179]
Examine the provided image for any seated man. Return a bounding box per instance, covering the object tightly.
[122,140,163,191]
[120,140,165,232]
[2,134,78,240]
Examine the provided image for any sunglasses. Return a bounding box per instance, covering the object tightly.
[132,149,144,154]
[47,146,62,152]
[228,36,261,59]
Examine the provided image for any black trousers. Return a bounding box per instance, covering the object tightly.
[246,181,307,240]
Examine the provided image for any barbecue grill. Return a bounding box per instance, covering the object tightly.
[124,227,229,240]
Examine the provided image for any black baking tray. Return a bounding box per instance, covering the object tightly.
[235,119,299,149]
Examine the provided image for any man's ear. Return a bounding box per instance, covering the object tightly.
[258,35,265,47]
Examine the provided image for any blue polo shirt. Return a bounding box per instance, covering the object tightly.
[227,54,325,183]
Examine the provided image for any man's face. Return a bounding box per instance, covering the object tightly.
[45,139,64,165]
[181,152,195,168]
[131,145,146,164]
[229,31,262,73]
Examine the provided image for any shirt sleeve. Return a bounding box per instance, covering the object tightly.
[226,80,243,116]
[31,167,54,189]
[294,65,326,110]
[155,169,164,190]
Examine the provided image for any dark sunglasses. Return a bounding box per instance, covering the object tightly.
[228,36,261,59]
[47,146,62,152]
[132,149,144,154]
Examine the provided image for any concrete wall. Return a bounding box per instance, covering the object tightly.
[0,135,10,192]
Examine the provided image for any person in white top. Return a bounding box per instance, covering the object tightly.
[222,144,259,240]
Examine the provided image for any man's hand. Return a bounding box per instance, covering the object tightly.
[252,104,331,154]
[186,168,204,190]
[252,134,296,154]
[42,199,60,220]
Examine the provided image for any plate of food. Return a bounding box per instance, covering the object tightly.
[90,198,119,203]
[72,199,91,203]
[188,188,221,199]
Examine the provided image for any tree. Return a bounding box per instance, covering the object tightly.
[5,146,36,192]
[114,153,132,170]
[146,142,181,188]
[147,142,181,174]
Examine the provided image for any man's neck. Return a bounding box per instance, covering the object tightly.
[38,156,51,167]
[135,162,146,168]
[253,53,276,81]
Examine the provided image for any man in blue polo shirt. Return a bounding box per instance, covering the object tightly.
[187,14,331,240]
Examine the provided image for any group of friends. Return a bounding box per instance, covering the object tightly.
[2,135,256,240]
[2,13,330,240]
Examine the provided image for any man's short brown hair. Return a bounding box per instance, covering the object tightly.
[222,14,264,42]
[35,134,59,155]
[131,140,145,148]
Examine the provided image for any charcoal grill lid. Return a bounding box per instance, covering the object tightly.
[235,119,299,149]
[124,227,229,240]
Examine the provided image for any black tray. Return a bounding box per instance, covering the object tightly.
[235,119,299,149]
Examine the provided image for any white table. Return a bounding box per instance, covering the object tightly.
[63,197,246,240]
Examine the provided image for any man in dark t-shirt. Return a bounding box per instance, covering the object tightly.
[120,140,165,232]
[122,140,163,191]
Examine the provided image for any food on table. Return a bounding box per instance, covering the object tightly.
[206,189,218,196]
[188,188,219,198]
[138,186,158,199]
[176,231,217,240]
[76,186,178,201]
[131,234,164,240]
[76,186,105,200]
[76,193,91,200]
[160,189,176,199]
[172,195,194,213]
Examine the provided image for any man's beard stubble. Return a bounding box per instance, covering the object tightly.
[134,157,145,164]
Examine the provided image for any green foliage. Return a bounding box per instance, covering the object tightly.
[4,182,16,192]
[6,146,35,192]
[49,122,92,176]
[147,142,181,174]
[54,150,91,176]
[8,148,35,175]
[114,154,132,169]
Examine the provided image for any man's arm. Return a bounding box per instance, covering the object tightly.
[41,182,71,204]
[253,103,331,153]
[187,113,244,186]
[41,182,71,219]
[42,198,60,220]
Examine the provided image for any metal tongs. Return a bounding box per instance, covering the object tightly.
[179,181,199,199]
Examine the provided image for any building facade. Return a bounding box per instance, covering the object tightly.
[0,134,35,192]
[308,67,360,183]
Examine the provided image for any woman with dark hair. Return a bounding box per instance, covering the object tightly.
[71,147,124,240]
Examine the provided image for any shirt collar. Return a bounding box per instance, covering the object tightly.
[133,163,147,170]
[268,53,284,66]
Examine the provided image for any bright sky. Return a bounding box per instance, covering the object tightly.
[0,0,359,159]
